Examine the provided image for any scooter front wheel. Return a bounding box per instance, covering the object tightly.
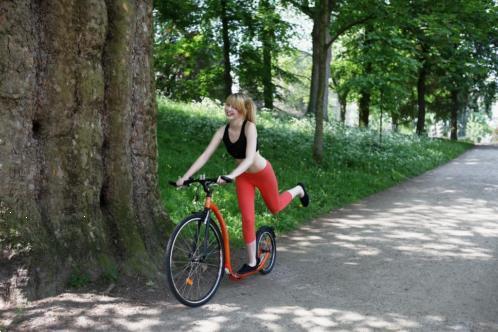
[165,214,224,307]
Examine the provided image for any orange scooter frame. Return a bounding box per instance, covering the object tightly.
[204,197,270,281]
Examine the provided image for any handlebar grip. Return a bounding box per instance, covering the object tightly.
[170,178,195,187]
[221,176,234,183]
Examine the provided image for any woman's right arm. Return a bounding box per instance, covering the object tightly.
[177,126,225,186]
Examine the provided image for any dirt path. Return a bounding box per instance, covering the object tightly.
[2,145,498,331]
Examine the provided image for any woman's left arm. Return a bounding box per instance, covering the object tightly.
[222,122,258,182]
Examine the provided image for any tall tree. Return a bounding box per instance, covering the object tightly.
[236,0,293,108]
[260,0,277,109]
[306,2,332,122]
[154,0,293,104]
[393,0,456,135]
[154,0,234,100]
[330,58,355,123]
[357,23,374,128]
[333,8,418,130]
[220,0,234,96]
[284,0,379,162]
[153,0,226,101]
[0,0,169,303]
[424,0,498,139]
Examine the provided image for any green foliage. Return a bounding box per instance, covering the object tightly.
[238,44,265,98]
[157,98,472,246]
[67,269,91,289]
[101,269,118,283]
[274,49,311,113]
[333,5,420,126]
[394,0,498,129]
[154,0,497,136]
[154,0,296,105]
[153,0,201,29]
[153,11,226,101]
[97,254,119,283]
[466,112,493,143]
[236,0,295,103]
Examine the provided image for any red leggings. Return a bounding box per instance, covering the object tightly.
[236,161,292,244]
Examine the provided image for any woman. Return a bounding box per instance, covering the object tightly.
[176,93,309,274]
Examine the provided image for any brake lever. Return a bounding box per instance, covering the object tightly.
[169,177,194,188]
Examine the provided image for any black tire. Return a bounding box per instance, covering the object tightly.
[256,226,276,275]
[165,213,225,307]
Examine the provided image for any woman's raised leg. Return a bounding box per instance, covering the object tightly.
[255,162,303,214]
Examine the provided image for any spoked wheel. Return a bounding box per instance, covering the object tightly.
[256,226,276,275]
[165,214,224,307]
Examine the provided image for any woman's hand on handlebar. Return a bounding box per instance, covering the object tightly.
[176,176,188,187]
[217,175,234,185]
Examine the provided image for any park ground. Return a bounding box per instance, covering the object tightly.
[1,145,498,331]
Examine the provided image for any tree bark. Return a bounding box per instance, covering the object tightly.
[358,24,373,128]
[323,37,331,122]
[358,89,371,127]
[339,96,347,124]
[307,19,331,121]
[220,0,233,97]
[450,90,459,140]
[391,112,399,132]
[312,0,331,163]
[262,39,273,109]
[416,61,427,135]
[261,0,274,109]
[0,0,170,305]
[307,26,318,115]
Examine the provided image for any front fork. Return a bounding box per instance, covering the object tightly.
[197,206,270,280]
[201,207,211,259]
[189,208,211,259]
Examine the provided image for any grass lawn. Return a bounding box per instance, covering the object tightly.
[157,97,472,247]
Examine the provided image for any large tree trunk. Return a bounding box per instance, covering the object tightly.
[261,0,274,110]
[450,90,459,140]
[220,0,233,97]
[331,75,347,123]
[0,0,170,305]
[312,0,331,163]
[358,24,373,128]
[416,61,427,135]
[262,40,273,109]
[391,112,399,132]
[358,89,371,127]
[307,28,319,115]
[323,39,331,122]
[307,20,331,121]
[339,94,347,124]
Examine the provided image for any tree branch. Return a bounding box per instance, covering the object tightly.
[326,15,374,49]
[285,0,313,18]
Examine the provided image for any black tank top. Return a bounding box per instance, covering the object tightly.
[223,120,260,159]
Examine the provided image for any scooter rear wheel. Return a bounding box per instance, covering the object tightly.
[256,226,276,275]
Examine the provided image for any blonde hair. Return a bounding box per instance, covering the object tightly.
[225,93,256,123]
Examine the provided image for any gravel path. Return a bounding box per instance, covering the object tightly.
[2,145,498,331]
